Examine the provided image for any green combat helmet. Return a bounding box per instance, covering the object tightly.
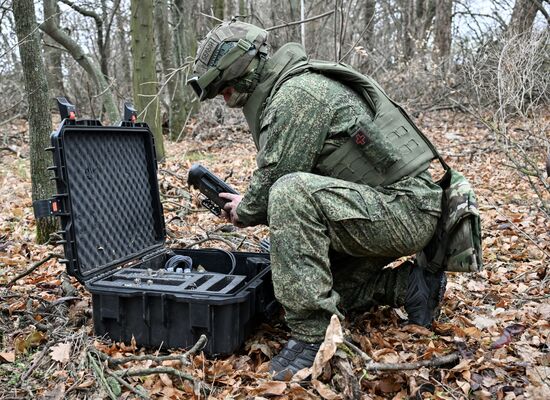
[188,20,268,102]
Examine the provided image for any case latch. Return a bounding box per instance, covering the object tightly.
[32,198,63,219]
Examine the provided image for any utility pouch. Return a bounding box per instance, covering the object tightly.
[416,168,483,273]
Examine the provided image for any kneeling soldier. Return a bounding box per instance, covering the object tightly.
[188,20,447,381]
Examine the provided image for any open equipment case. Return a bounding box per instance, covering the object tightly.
[33,99,276,355]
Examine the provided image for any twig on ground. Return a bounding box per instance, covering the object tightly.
[0,146,20,156]
[343,339,372,363]
[159,169,187,181]
[98,334,207,367]
[0,113,23,127]
[105,369,149,399]
[184,235,237,250]
[116,366,195,381]
[88,352,118,400]
[19,342,54,383]
[430,376,462,400]
[362,352,459,371]
[5,253,61,287]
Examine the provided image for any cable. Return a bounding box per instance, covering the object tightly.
[164,250,236,275]
[165,255,193,273]
[213,248,236,275]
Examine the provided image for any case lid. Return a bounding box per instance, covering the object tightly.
[51,121,165,282]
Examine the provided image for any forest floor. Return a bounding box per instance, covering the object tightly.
[0,108,549,399]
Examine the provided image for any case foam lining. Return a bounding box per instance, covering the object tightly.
[63,129,163,275]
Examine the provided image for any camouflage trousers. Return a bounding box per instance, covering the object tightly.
[267,172,441,343]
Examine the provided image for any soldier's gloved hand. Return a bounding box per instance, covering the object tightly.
[219,192,244,228]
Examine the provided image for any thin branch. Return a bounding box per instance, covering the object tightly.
[199,12,223,23]
[362,352,459,371]
[342,339,372,362]
[58,0,101,23]
[339,10,376,62]
[104,369,149,399]
[5,253,61,287]
[116,366,195,381]
[530,0,550,25]
[98,334,207,367]
[266,10,334,31]
[184,235,237,250]
[0,113,23,126]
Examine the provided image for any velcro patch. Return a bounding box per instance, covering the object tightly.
[198,38,219,66]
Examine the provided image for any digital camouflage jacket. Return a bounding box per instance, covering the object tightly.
[236,44,442,227]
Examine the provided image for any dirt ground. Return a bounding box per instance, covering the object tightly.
[0,109,548,399]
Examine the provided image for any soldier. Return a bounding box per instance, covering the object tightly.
[188,20,447,380]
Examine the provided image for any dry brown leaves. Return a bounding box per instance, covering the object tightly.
[0,110,548,399]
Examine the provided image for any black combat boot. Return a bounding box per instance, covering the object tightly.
[405,265,447,327]
[269,338,321,381]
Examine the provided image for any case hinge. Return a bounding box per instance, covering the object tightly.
[32,198,63,219]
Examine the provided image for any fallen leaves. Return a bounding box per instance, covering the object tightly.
[0,352,15,363]
[50,342,72,363]
[311,314,344,380]
[14,330,46,353]
[1,111,549,398]
[490,324,526,349]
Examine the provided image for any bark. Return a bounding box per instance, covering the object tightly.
[433,0,453,63]
[58,0,108,78]
[130,0,165,159]
[115,13,132,94]
[508,0,540,35]
[401,0,436,61]
[224,0,236,20]
[13,0,57,244]
[41,0,119,123]
[214,0,224,20]
[173,0,199,135]
[360,0,376,72]
[154,0,187,140]
[42,2,64,100]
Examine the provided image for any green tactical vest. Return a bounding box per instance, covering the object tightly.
[244,44,437,187]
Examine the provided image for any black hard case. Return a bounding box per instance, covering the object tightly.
[47,119,274,355]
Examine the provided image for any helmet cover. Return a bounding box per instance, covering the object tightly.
[188,21,268,101]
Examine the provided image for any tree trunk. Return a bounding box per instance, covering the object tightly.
[130,0,164,160]
[42,2,65,100]
[155,0,187,140]
[508,0,539,35]
[401,0,436,61]
[173,0,199,135]
[115,12,132,96]
[224,0,235,20]
[13,0,57,244]
[214,0,224,20]
[360,0,376,72]
[433,0,453,64]
[41,0,119,123]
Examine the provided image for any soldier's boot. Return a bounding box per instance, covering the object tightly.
[405,265,447,327]
[269,338,321,381]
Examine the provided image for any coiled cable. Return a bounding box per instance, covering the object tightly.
[165,250,236,275]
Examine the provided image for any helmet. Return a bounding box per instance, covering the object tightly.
[188,20,268,101]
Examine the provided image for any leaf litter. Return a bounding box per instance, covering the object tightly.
[0,110,548,399]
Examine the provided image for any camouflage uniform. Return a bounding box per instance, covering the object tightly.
[236,72,443,342]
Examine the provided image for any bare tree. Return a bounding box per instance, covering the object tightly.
[508,0,541,34]
[154,0,188,140]
[42,2,64,99]
[13,0,57,243]
[130,0,164,159]
[41,0,119,122]
[433,0,453,64]
[401,0,436,61]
